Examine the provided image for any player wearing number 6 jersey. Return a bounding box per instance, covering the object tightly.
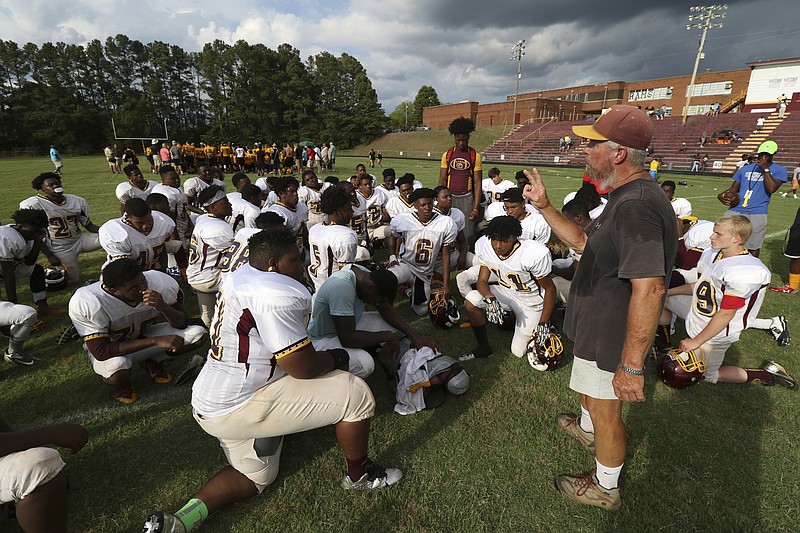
[460,216,555,361]
[20,173,101,282]
[662,215,795,388]
[388,188,458,315]
[143,228,401,533]
[186,186,234,327]
[307,186,357,291]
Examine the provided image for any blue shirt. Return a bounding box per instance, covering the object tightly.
[730,162,787,215]
[307,264,368,341]
[50,147,61,162]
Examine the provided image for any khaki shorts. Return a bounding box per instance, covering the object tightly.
[0,448,65,504]
[194,370,374,491]
[569,357,618,400]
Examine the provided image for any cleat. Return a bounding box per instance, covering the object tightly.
[4,348,35,366]
[555,414,595,451]
[142,511,186,533]
[57,324,80,345]
[113,383,138,405]
[769,316,790,347]
[458,350,492,362]
[141,360,173,384]
[174,355,205,387]
[769,283,798,294]
[760,361,797,390]
[554,471,621,511]
[341,460,402,490]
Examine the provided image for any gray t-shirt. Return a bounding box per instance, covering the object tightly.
[564,178,677,372]
[307,264,369,341]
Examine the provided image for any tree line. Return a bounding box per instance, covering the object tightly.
[0,35,389,153]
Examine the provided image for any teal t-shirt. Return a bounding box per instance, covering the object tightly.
[307,264,368,341]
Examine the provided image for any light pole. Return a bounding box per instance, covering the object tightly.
[404,102,408,131]
[510,40,525,126]
[682,4,727,124]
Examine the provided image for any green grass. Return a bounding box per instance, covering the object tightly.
[0,155,798,532]
[346,126,510,161]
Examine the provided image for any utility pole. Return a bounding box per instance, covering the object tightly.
[682,4,727,124]
[510,40,526,126]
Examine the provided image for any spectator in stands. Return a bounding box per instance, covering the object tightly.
[691,154,701,173]
[649,158,660,180]
[717,140,786,258]
[700,131,708,146]
[778,94,788,119]
[679,142,687,152]
[701,154,709,172]
[756,116,765,131]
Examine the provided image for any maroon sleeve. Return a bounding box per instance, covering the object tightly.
[85,337,121,361]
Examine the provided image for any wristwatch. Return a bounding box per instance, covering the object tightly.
[619,363,645,376]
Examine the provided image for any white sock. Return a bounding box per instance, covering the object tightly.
[595,459,622,490]
[750,318,772,330]
[579,405,594,433]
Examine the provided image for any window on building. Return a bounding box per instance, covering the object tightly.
[685,81,733,97]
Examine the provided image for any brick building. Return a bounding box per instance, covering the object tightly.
[423,68,752,129]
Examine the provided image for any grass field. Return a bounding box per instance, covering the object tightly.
[0,155,798,532]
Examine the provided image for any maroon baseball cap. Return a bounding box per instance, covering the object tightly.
[572,105,654,151]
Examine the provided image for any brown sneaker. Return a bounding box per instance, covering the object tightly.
[554,471,621,511]
[113,383,139,405]
[556,414,595,451]
[141,360,173,384]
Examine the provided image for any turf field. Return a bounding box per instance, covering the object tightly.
[0,155,798,532]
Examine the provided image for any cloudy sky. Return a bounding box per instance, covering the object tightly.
[1,0,797,113]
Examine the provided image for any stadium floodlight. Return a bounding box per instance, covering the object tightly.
[510,40,526,126]
[681,4,728,124]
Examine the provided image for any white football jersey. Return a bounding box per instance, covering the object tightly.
[183,177,226,200]
[683,220,714,251]
[686,248,770,344]
[436,207,466,233]
[386,196,415,218]
[69,270,179,345]
[152,184,191,239]
[0,225,32,263]
[226,191,242,203]
[379,184,400,199]
[476,238,553,305]
[358,188,389,229]
[482,178,515,204]
[390,212,458,279]
[307,223,358,290]
[671,197,692,217]
[219,227,260,283]
[349,195,369,240]
[483,202,506,223]
[519,212,552,244]
[298,183,330,227]
[115,180,159,203]
[191,264,313,417]
[227,198,260,233]
[186,214,234,287]
[98,212,175,271]
[19,194,91,243]
[265,202,308,236]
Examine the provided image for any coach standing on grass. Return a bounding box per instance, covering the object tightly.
[716,140,786,258]
[438,117,482,240]
[523,105,676,511]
